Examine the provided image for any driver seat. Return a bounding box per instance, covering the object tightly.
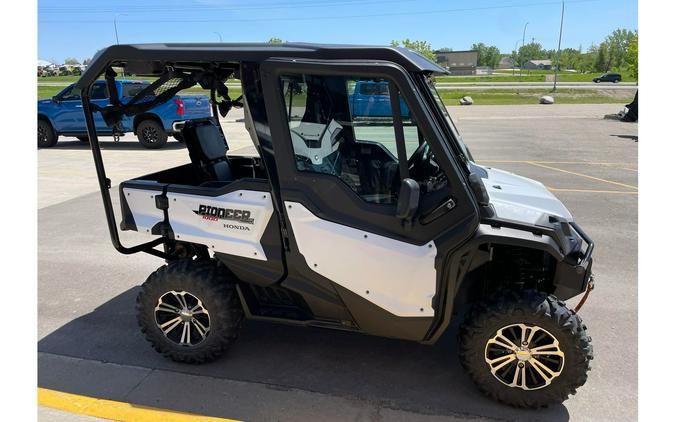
[182,118,232,182]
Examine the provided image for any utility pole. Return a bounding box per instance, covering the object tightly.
[114,13,127,77]
[553,1,565,91]
[520,22,529,79]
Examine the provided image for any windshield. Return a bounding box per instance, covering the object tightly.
[424,76,474,162]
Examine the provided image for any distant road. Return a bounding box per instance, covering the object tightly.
[38,80,638,91]
[435,83,638,90]
[436,81,636,86]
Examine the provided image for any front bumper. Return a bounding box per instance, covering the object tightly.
[552,221,595,300]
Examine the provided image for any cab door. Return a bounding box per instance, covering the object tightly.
[258,59,479,339]
[89,82,112,132]
[51,85,84,132]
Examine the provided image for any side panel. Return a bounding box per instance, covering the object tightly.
[166,189,273,260]
[285,201,437,317]
[121,187,165,233]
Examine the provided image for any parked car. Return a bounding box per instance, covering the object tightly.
[41,66,57,77]
[349,80,410,118]
[592,73,622,83]
[38,79,211,148]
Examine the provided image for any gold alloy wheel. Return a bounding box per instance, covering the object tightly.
[154,290,211,347]
[484,323,565,390]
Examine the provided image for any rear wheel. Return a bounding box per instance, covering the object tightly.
[136,259,243,363]
[459,290,593,408]
[38,119,58,148]
[136,119,168,149]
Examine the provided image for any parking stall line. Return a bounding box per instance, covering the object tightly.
[594,163,638,172]
[546,187,638,195]
[525,161,638,190]
[38,388,241,422]
[477,159,635,167]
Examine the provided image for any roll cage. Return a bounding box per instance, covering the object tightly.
[76,43,472,260]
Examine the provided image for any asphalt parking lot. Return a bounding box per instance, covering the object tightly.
[38,104,637,421]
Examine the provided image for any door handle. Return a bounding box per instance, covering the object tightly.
[419,198,456,225]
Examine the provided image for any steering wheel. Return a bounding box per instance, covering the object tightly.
[407,142,432,173]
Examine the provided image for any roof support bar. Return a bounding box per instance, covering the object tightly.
[80,85,172,260]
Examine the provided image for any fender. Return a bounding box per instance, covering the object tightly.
[133,113,163,134]
[422,223,566,344]
[38,113,58,134]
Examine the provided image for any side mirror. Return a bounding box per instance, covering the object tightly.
[468,172,490,206]
[396,178,420,221]
[52,96,60,104]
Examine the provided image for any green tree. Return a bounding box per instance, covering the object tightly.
[605,28,637,69]
[518,42,546,64]
[64,57,80,65]
[82,58,91,66]
[625,35,638,79]
[471,42,501,68]
[267,37,284,44]
[390,39,436,62]
[511,49,519,68]
[577,52,596,73]
[594,43,608,72]
[559,48,582,70]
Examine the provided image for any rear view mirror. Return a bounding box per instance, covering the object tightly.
[397,178,420,221]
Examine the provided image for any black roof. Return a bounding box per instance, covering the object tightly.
[76,42,448,89]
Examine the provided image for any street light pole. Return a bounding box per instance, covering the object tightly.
[553,1,565,91]
[213,32,223,42]
[520,22,529,78]
[513,40,520,76]
[114,13,126,45]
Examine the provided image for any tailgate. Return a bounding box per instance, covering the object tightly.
[178,95,211,119]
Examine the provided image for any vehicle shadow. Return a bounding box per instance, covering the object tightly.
[611,134,638,142]
[45,140,187,151]
[38,288,571,422]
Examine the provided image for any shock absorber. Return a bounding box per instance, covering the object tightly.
[511,248,527,289]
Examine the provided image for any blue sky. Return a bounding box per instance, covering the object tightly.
[38,0,637,63]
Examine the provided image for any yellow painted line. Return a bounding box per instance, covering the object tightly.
[477,159,636,166]
[38,388,241,422]
[526,161,638,190]
[595,164,638,172]
[547,187,639,194]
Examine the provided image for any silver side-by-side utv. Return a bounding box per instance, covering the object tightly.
[74,43,594,408]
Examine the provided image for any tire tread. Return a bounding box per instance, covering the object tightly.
[136,259,243,364]
[458,289,593,408]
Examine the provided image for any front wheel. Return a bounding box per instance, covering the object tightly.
[136,119,168,149]
[38,119,58,148]
[136,259,244,363]
[459,290,593,408]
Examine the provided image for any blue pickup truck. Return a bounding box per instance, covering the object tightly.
[38,79,211,149]
[349,80,410,118]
